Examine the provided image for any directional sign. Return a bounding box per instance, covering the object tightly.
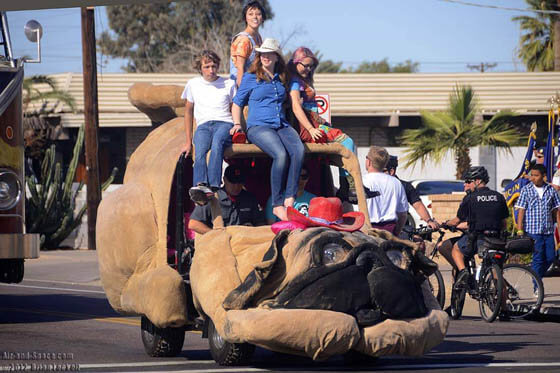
[315,93,330,123]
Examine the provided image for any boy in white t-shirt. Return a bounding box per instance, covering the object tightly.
[362,146,408,236]
[182,50,241,205]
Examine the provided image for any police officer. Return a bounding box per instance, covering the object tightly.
[188,164,265,234]
[444,166,509,284]
[385,155,439,230]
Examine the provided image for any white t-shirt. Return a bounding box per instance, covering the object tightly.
[181,76,236,126]
[362,172,408,223]
[535,185,545,199]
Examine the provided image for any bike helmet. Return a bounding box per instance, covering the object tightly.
[464,166,489,184]
[386,155,398,171]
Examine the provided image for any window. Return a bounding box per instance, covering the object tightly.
[416,181,464,195]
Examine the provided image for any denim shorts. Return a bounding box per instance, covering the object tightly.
[457,235,485,258]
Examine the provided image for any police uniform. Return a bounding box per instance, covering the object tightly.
[400,179,421,205]
[190,189,265,229]
[455,186,509,257]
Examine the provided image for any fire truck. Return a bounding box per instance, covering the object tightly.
[0,11,40,283]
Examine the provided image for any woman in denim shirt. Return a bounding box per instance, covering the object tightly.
[232,38,305,221]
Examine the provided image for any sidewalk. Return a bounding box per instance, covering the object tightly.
[435,258,560,321]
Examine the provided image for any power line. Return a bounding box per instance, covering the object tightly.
[438,0,560,14]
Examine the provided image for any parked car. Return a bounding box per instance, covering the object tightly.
[407,179,464,228]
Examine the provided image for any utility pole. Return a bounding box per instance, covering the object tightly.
[466,62,497,73]
[81,7,100,250]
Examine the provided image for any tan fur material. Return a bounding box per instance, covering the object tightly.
[365,227,421,252]
[354,310,449,357]
[128,83,185,109]
[96,118,189,328]
[190,226,449,360]
[128,83,185,123]
[224,308,360,360]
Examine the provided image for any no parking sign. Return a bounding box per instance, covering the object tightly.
[315,93,330,123]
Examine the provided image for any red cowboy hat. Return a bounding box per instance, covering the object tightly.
[286,197,364,232]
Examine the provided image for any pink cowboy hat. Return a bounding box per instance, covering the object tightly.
[286,197,364,232]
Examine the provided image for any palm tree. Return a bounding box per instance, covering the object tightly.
[512,0,555,71]
[22,75,76,170]
[401,85,524,180]
[23,75,75,114]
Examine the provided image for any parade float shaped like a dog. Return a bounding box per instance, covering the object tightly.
[96,83,449,365]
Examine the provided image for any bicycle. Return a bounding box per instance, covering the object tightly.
[502,258,544,319]
[402,225,447,309]
[448,229,544,322]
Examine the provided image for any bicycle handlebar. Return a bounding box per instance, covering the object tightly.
[408,223,466,236]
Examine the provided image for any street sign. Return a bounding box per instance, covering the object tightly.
[315,93,330,123]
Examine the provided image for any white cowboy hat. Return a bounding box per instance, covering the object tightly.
[255,38,281,54]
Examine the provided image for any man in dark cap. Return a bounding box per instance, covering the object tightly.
[188,164,265,234]
[534,146,545,165]
[385,155,439,230]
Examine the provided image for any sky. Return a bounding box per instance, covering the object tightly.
[6,0,534,76]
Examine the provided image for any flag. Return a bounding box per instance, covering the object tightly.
[512,122,537,181]
[504,177,529,227]
[544,110,556,181]
[504,123,537,227]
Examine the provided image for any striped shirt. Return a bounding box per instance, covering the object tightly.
[515,183,560,235]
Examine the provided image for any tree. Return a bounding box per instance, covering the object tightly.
[98,1,273,73]
[22,75,75,163]
[316,59,343,73]
[315,57,419,73]
[23,75,75,115]
[344,58,419,73]
[401,85,524,180]
[512,0,556,71]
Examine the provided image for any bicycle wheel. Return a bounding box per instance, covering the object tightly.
[502,264,544,319]
[478,264,503,323]
[427,270,446,309]
[450,280,466,320]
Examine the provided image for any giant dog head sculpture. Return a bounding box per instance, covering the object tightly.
[190,225,448,360]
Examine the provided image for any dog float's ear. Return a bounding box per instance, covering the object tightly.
[222,230,290,310]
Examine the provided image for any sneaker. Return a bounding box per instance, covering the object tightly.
[455,269,470,287]
[189,184,214,206]
[498,311,511,322]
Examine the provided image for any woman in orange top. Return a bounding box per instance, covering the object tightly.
[230,1,266,87]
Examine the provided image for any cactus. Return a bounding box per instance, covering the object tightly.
[25,125,117,249]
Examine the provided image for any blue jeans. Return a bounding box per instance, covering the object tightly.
[193,121,232,188]
[247,125,304,207]
[528,233,556,279]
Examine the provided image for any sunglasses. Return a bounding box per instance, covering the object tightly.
[464,179,473,184]
[298,62,315,70]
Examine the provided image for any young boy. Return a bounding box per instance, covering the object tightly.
[516,163,560,279]
[182,50,241,204]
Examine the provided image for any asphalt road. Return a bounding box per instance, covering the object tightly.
[1,250,560,373]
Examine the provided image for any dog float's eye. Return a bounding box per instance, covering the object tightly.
[322,243,346,265]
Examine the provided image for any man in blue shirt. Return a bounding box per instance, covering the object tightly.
[516,163,560,279]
